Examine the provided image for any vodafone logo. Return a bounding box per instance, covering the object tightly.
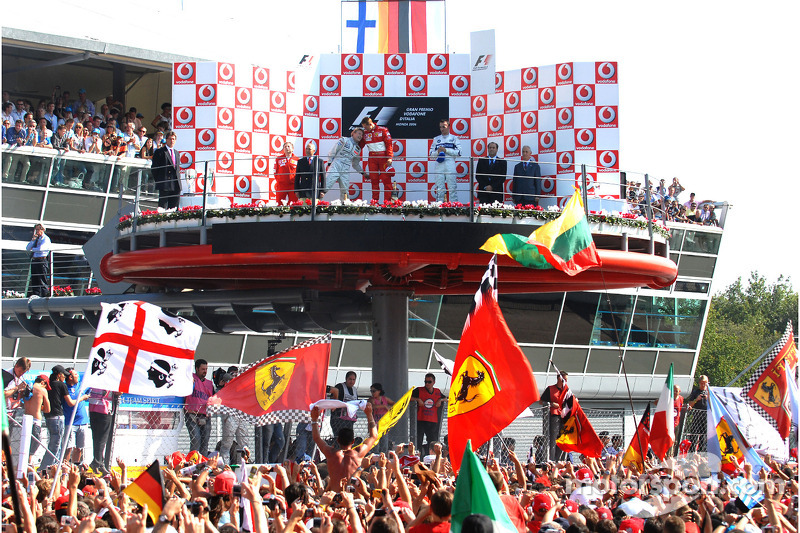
[575,84,593,102]
[558,108,573,125]
[558,63,572,82]
[365,75,382,92]
[558,152,574,170]
[598,106,616,125]
[176,62,194,80]
[322,75,339,92]
[451,75,469,93]
[253,67,269,87]
[407,162,426,179]
[522,111,537,130]
[175,107,193,125]
[539,132,555,150]
[235,131,251,150]
[576,128,594,146]
[270,135,285,154]
[451,118,469,136]
[392,140,404,157]
[235,176,251,194]
[218,108,234,126]
[472,139,486,156]
[236,87,252,106]
[540,88,554,106]
[522,67,537,86]
[195,175,213,192]
[198,84,216,102]
[253,155,269,174]
[287,115,302,133]
[218,63,234,82]
[198,129,215,146]
[271,91,285,110]
[321,118,340,138]
[348,183,361,201]
[599,150,618,168]
[505,136,520,154]
[430,54,447,70]
[287,72,296,92]
[505,92,520,110]
[489,115,503,133]
[253,111,269,130]
[179,151,193,169]
[455,162,469,181]
[217,152,233,171]
[344,54,361,71]
[495,72,504,91]
[597,62,616,80]
[541,177,555,194]
[472,96,486,114]
[386,54,404,72]
[304,95,318,114]
[408,75,426,92]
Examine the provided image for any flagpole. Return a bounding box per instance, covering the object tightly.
[727,337,782,386]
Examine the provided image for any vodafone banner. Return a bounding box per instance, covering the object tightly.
[172,55,619,205]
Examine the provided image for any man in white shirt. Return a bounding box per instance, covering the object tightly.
[26,224,51,297]
[429,119,463,203]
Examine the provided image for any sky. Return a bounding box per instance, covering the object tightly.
[10,0,799,293]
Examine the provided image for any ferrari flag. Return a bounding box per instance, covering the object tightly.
[556,399,603,458]
[481,189,601,276]
[621,404,651,471]
[208,334,331,425]
[447,255,540,473]
[743,322,796,439]
[82,301,202,396]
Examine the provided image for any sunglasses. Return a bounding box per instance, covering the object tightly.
[424,380,433,384]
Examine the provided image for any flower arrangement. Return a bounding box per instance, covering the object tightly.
[52,286,74,297]
[117,200,670,239]
[2,290,26,299]
[84,287,102,295]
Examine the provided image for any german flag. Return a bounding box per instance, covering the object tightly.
[481,189,601,276]
[123,460,165,523]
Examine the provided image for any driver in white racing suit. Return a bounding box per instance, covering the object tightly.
[429,119,462,203]
[325,127,367,200]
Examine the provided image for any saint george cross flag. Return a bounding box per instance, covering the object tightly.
[81,301,202,396]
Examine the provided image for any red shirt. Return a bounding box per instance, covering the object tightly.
[409,522,449,533]
[413,387,444,423]
[274,155,299,183]
[542,384,570,416]
[359,126,393,158]
[500,494,528,533]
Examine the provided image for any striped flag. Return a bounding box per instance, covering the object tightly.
[123,460,165,523]
[621,404,651,471]
[481,189,601,276]
[342,0,445,54]
[451,441,517,533]
[650,363,675,460]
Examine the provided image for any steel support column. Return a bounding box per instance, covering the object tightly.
[369,290,411,445]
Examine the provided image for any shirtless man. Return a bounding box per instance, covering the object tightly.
[310,403,378,490]
[18,375,51,476]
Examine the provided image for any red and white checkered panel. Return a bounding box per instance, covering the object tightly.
[172,57,618,206]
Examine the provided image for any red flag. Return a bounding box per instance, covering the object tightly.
[556,399,603,458]
[621,404,651,471]
[447,256,540,473]
[744,323,796,439]
[208,334,330,425]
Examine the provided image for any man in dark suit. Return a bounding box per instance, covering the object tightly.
[474,142,507,204]
[295,142,327,200]
[512,145,542,206]
[151,131,181,209]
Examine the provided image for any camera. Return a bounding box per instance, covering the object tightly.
[373,508,387,517]
[303,508,314,520]
[61,516,78,527]
[231,485,242,498]
[263,498,280,511]
[186,501,204,516]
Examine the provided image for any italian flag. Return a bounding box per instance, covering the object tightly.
[480,189,601,276]
[650,363,675,460]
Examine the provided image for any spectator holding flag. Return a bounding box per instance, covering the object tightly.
[539,370,570,461]
[185,358,214,456]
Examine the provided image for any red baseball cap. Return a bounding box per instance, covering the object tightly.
[36,375,51,390]
[213,471,236,495]
[575,468,593,482]
[563,500,579,513]
[619,518,644,533]
[533,493,553,514]
[597,508,613,520]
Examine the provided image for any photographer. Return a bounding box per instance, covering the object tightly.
[686,375,709,451]
[102,123,125,156]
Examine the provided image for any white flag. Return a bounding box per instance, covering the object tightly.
[82,301,202,397]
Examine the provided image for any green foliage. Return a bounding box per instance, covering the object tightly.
[697,272,798,387]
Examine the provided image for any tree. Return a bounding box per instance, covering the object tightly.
[697,272,797,387]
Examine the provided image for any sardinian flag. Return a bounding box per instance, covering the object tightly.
[82,301,202,396]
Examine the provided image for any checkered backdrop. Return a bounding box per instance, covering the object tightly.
[171,56,619,206]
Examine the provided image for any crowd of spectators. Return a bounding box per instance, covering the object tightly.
[2,87,171,187]
[625,178,718,227]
